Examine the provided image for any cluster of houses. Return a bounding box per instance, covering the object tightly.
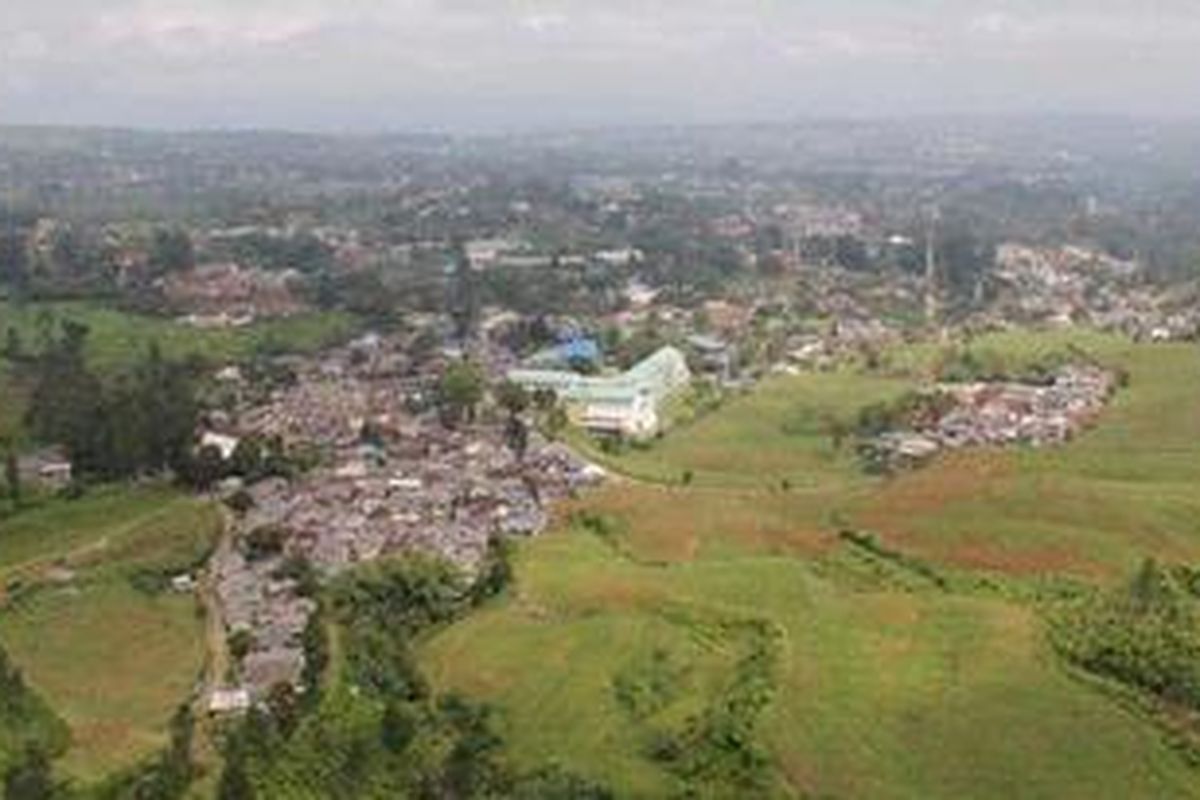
[166,262,306,328]
[208,333,604,702]
[991,244,1200,340]
[465,238,643,271]
[872,364,1117,467]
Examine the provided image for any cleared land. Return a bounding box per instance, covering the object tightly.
[421,331,1200,798]
[0,486,220,782]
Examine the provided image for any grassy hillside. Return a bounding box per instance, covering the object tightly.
[569,369,910,489]
[0,641,69,781]
[423,525,1199,798]
[420,330,1200,798]
[852,335,1200,577]
[0,486,220,783]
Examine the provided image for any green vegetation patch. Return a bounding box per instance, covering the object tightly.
[422,526,1200,799]
[0,487,218,783]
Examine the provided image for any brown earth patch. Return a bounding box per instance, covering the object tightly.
[939,540,1106,577]
[571,484,835,563]
[570,574,668,613]
[858,450,1015,525]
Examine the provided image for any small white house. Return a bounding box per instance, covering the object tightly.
[208,687,251,715]
[200,431,240,460]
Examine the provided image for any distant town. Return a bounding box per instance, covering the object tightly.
[3,120,1200,798]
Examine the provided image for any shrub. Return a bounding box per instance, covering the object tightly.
[1051,558,1200,708]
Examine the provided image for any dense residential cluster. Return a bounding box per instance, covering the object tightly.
[988,244,1200,339]
[204,331,606,699]
[869,365,1118,469]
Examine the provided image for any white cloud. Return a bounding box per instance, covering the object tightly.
[2,1,1200,128]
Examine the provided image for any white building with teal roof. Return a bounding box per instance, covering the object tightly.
[508,346,691,438]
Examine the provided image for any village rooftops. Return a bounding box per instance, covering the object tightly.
[525,336,602,370]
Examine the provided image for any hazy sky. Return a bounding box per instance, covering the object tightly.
[2,1,1199,131]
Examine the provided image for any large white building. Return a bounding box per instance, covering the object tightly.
[508,346,691,438]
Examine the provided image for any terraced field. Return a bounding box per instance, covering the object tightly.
[421,331,1200,798]
[0,486,220,782]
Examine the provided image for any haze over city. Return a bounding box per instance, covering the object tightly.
[4,0,1200,130]
[7,4,1200,799]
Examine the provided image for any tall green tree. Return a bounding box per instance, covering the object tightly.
[4,448,20,506]
[148,227,195,277]
[437,361,484,428]
[449,240,480,341]
[3,745,57,800]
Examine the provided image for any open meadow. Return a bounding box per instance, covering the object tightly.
[420,330,1200,798]
[0,486,220,783]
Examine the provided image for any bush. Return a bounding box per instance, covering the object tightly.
[1051,559,1200,708]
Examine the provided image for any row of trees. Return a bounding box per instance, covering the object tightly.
[1,643,69,800]
[12,320,201,483]
[1052,558,1200,710]
[0,213,195,299]
[215,551,612,799]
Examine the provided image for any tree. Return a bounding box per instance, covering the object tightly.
[0,228,31,294]
[216,756,254,800]
[380,702,417,753]
[47,225,83,281]
[4,448,20,506]
[493,381,529,417]
[181,445,227,492]
[448,240,480,341]
[821,414,850,452]
[3,328,23,364]
[504,416,529,460]
[26,331,200,483]
[265,682,300,738]
[4,745,57,800]
[148,227,195,277]
[532,388,557,413]
[546,404,569,439]
[437,361,484,428]
[937,217,997,306]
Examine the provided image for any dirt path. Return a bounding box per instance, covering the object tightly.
[198,505,234,696]
[187,503,235,785]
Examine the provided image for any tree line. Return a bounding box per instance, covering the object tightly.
[6,319,201,484]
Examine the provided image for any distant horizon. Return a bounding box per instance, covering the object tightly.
[4,111,1200,140]
[5,2,1200,133]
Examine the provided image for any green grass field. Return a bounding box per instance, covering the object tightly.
[0,486,220,782]
[569,369,911,489]
[852,334,1200,577]
[423,528,1199,798]
[420,330,1200,798]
